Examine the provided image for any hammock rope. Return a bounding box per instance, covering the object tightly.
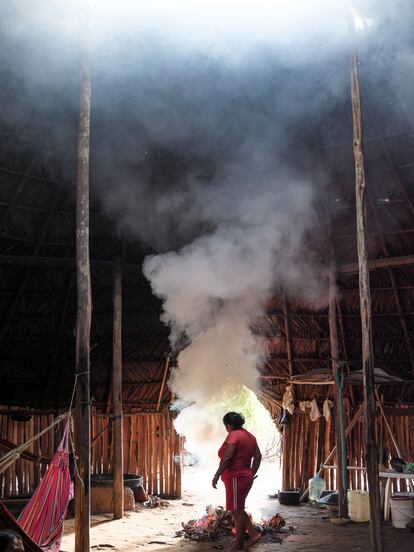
[0,413,69,475]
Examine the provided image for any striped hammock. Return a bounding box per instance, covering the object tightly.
[0,422,71,552]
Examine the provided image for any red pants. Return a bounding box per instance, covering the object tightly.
[224,475,253,512]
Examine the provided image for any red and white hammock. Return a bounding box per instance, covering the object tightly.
[0,422,71,552]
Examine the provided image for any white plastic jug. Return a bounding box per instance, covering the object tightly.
[308,473,326,506]
[391,494,414,529]
[347,490,370,522]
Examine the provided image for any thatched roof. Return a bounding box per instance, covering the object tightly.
[1,2,414,411]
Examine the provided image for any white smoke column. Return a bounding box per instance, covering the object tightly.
[144,160,321,463]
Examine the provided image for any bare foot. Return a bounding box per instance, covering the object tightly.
[245,533,262,549]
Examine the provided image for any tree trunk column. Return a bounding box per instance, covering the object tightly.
[74,38,92,552]
[349,22,383,552]
[112,257,124,519]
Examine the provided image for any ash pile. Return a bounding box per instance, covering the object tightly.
[176,505,292,544]
[141,495,171,509]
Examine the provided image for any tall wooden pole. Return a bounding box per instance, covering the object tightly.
[112,257,124,519]
[328,260,347,518]
[281,293,294,491]
[349,21,383,551]
[74,29,92,552]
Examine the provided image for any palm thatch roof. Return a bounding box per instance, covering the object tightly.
[1,1,414,411]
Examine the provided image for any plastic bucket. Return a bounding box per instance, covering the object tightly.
[390,494,414,529]
[347,490,370,522]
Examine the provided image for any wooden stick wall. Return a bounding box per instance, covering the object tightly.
[282,403,414,494]
[0,409,183,499]
[0,413,56,497]
[91,411,183,498]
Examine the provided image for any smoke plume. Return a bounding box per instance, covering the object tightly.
[1,0,413,455]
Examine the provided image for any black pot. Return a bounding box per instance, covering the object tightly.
[11,413,32,422]
[390,458,406,473]
[91,474,144,501]
[278,489,300,505]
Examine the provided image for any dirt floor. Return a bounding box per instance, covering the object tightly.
[61,466,413,552]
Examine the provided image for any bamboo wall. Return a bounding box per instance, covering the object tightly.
[0,412,56,497]
[282,403,414,494]
[91,411,183,497]
[0,409,183,499]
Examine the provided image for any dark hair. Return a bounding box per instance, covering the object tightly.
[0,531,22,552]
[223,412,245,430]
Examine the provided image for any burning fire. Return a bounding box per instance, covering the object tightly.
[193,505,221,533]
[177,504,291,543]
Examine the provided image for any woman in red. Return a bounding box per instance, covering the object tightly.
[212,412,262,550]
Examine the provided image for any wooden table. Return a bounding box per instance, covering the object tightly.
[379,471,414,521]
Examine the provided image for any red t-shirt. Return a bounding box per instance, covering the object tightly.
[218,428,257,480]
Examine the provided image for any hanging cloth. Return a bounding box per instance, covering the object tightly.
[18,422,71,551]
[323,399,333,421]
[0,420,71,552]
[282,386,295,415]
[310,399,321,422]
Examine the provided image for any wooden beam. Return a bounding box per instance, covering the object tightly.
[267,309,414,319]
[0,253,139,272]
[74,33,92,552]
[0,251,412,276]
[156,356,170,411]
[349,22,383,551]
[112,257,124,519]
[339,254,414,274]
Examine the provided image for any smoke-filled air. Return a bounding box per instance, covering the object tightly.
[2,0,413,460]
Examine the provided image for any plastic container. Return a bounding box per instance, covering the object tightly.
[391,493,414,529]
[309,473,326,505]
[348,490,370,522]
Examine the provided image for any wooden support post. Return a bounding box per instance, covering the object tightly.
[112,257,124,519]
[328,260,347,517]
[74,33,92,552]
[282,293,294,491]
[349,21,383,551]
